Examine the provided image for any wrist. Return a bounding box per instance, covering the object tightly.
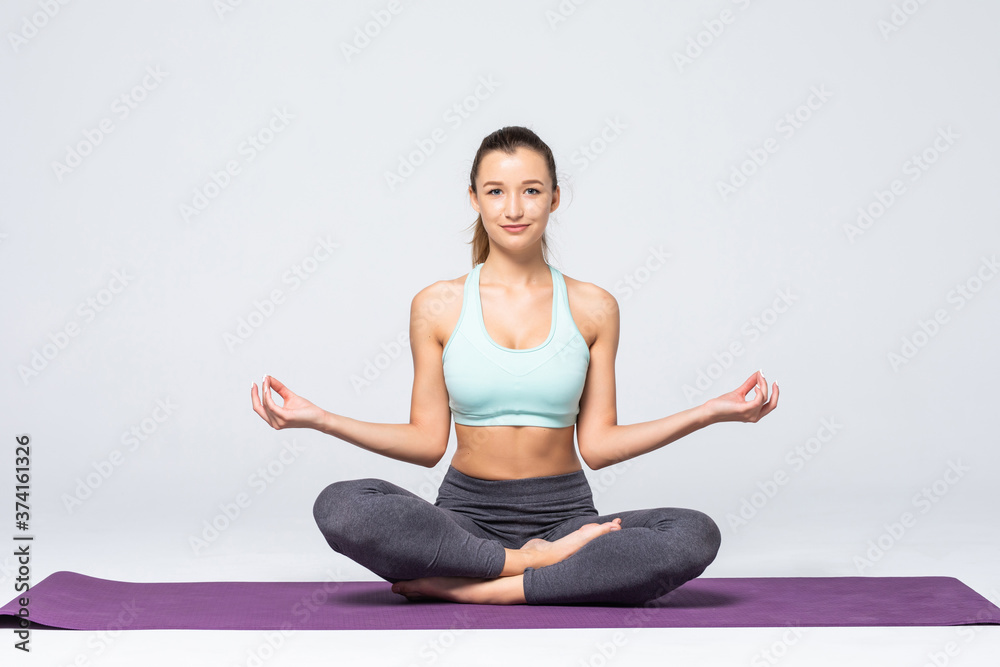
[695,401,723,427]
[313,409,336,435]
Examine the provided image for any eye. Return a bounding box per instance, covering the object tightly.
[487,188,502,195]
[526,188,540,194]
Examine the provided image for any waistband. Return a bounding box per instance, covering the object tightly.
[439,465,593,504]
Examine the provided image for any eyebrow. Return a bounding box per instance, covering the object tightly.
[481,180,546,187]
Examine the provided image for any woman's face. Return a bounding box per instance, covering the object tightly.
[469,147,560,256]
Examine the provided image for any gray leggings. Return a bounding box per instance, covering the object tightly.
[312,465,721,606]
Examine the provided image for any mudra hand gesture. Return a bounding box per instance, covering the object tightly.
[704,370,779,423]
[251,375,325,430]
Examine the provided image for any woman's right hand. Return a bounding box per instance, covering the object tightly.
[251,375,325,430]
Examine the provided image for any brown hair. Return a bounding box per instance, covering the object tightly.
[466,126,558,267]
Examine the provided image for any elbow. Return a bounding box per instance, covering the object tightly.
[419,448,447,468]
[581,454,611,471]
[409,421,449,468]
[577,440,607,471]
[577,426,618,471]
[417,438,449,469]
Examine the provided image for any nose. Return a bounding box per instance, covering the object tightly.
[505,192,523,220]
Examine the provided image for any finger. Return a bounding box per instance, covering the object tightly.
[757,382,779,420]
[757,372,769,404]
[251,381,265,413]
[251,384,277,427]
[746,373,766,404]
[764,382,779,414]
[261,377,277,408]
[735,373,758,397]
[267,376,290,395]
[257,380,287,425]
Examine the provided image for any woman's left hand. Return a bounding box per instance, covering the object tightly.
[703,370,779,424]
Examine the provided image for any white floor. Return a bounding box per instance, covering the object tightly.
[3,524,998,667]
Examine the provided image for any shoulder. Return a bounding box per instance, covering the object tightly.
[411,273,467,312]
[560,271,619,345]
[409,273,468,342]
[562,271,619,317]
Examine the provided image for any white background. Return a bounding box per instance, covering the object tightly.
[1,1,998,665]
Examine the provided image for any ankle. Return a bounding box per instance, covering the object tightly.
[501,547,534,576]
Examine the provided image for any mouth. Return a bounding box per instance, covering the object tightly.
[501,224,529,232]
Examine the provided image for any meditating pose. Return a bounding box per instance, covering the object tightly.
[251,125,778,606]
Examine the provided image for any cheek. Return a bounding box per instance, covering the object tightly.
[526,200,551,215]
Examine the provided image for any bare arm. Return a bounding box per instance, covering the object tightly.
[575,287,778,470]
[250,283,455,468]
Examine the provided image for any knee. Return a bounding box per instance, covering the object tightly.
[648,507,721,569]
[675,508,722,570]
[312,478,382,540]
[639,509,721,603]
[689,510,722,567]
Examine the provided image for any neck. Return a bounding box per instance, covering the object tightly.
[480,251,549,287]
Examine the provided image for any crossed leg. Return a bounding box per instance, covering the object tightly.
[313,477,721,605]
[520,507,722,605]
[392,508,720,606]
[389,518,624,604]
[312,478,623,604]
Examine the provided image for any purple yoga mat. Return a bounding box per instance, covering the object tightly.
[2,571,998,630]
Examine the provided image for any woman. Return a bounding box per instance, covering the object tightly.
[251,126,778,606]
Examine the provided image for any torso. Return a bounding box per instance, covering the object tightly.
[434,268,600,480]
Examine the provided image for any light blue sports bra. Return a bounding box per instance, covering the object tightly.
[442,262,590,428]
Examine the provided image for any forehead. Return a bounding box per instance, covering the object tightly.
[477,147,549,181]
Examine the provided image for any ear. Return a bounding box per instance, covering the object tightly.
[549,184,560,213]
[468,185,482,214]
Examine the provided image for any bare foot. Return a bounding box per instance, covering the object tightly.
[391,574,526,604]
[518,517,622,570]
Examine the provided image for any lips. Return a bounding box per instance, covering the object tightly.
[502,225,528,231]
